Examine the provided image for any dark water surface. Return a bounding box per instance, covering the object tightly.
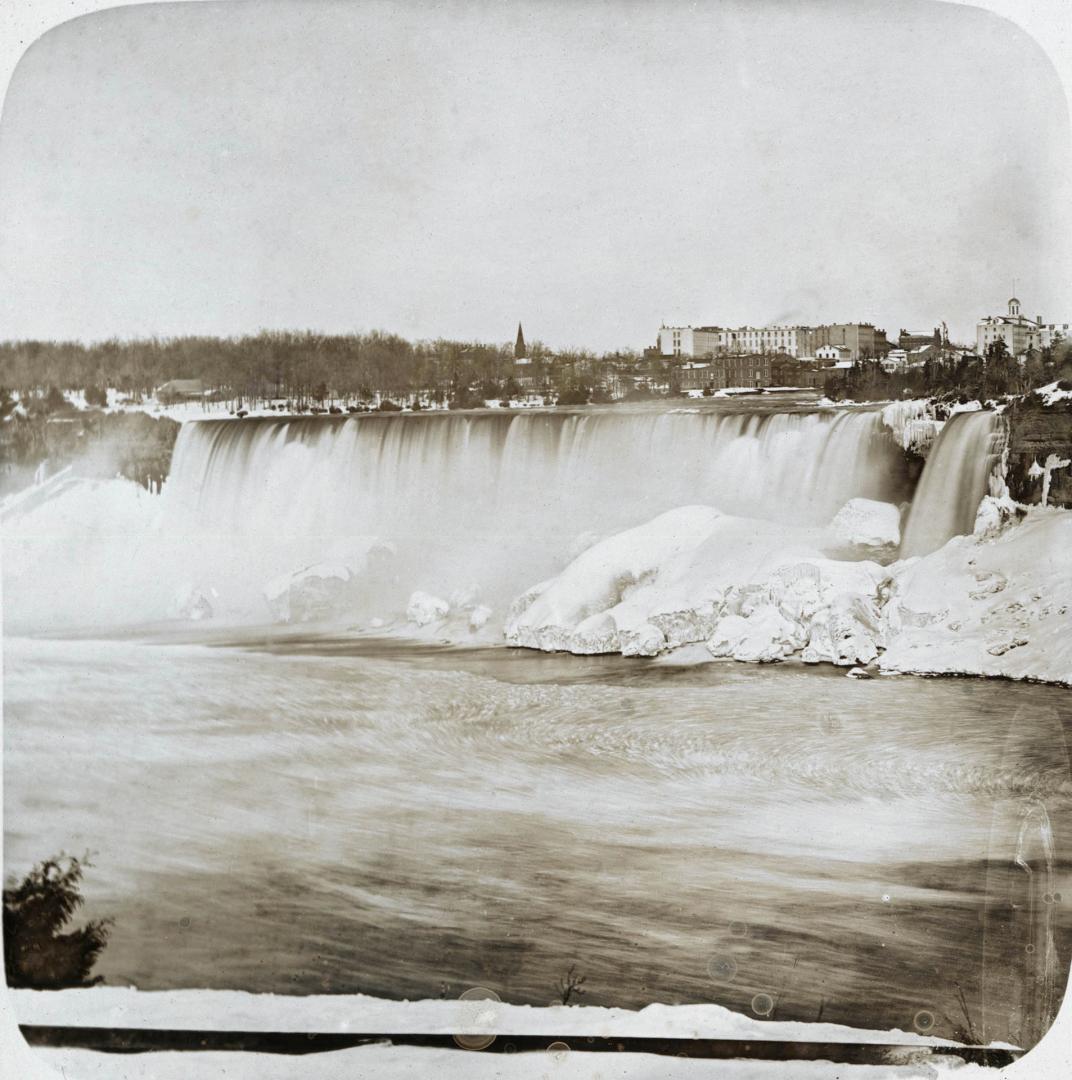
[5,632,1071,1047]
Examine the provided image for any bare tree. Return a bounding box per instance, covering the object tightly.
[557,963,586,1005]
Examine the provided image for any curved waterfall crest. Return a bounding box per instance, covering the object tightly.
[154,405,1011,623]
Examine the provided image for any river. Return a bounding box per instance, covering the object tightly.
[4,629,1070,1048]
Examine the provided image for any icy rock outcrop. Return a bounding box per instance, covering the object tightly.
[403,591,449,626]
[881,399,942,456]
[829,498,901,550]
[973,494,1023,539]
[419,585,497,635]
[468,604,493,631]
[709,558,885,667]
[1027,453,1072,508]
[264,562,357,623]
[707,608,803,663]
[261,538,397,624]
[406,590,450,626]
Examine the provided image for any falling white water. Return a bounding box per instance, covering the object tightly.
[899,411,1005,559]
[8,404,1013,632]
[154,407,908,621]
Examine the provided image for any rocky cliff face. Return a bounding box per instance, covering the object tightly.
[1006,403,1072,508]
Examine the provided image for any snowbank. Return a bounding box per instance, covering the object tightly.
[25,1045,996,1080]
[1034,381,1072,407]
[8,987,964,1046]
[829,498,901,549]
[880,509,1072,683]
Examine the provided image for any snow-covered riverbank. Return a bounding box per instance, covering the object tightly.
[7,986,971,1045]
[0,987,1026,1080]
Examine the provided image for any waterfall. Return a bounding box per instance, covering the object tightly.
[157,406,910,621]
[899,411,1005,559]
[5,403,1024,631]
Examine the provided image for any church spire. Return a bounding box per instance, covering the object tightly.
[514,322,527,360]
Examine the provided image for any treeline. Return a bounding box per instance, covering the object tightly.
[828,339,1072,402]
[0,331,649,405]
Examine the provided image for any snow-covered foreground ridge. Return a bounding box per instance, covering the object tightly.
[8,986,971,1047]
[506,503,1072,685]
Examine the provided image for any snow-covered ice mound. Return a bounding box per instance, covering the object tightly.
[828,497,901,550]
[881,508,1072,683]
[881,399,942,455]
[504,502,1072,684]
[504,506,884,662]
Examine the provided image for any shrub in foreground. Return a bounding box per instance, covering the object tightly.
[3,854,111,989]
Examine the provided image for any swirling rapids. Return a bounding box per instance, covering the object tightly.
[5,634,1072,1047]
[414,678,1071,802]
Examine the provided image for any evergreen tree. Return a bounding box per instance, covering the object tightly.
[3,854,111,989]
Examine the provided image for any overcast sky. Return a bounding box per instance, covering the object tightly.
[0,0,1068,351]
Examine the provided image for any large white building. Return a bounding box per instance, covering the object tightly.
[1040,321,1071,349]
[976,297,1042,356]
[658,321,890,360]
[658,324,814,359]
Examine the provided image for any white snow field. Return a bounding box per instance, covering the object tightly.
[7,986,969,1044]
[13,1044,1008,1080]
[5,987,1017,1080]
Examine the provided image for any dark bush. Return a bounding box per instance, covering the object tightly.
[377,399,402,412]
[449,389,483,410]
[3,854,111,989]
[556,387,590,406]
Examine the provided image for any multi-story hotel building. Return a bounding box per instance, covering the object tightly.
[658,321,889,360]
[658,324,816,359]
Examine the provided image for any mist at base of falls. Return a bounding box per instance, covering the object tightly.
[147,405,913,625]
[5,401,1012,634]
